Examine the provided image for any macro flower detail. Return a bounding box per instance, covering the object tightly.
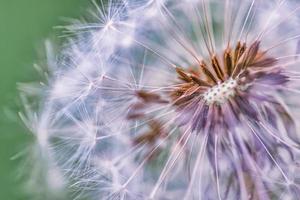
[21,0,300,199]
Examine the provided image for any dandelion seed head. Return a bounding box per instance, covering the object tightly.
[20,0,300,199]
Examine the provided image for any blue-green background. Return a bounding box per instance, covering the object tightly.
[0,1,88,199]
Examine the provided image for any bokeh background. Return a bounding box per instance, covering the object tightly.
[0,1,88,199]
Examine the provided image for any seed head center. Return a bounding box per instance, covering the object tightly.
[203,78,238,105]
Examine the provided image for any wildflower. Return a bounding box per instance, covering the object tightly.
[21,0,300,199]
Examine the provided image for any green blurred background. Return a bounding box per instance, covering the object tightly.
[0,1,88,199]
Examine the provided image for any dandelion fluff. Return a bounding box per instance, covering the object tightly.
[21,0,300,199]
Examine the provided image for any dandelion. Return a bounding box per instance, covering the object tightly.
[21,0,300,199]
